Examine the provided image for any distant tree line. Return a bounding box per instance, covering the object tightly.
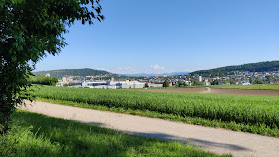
[190,61,279,77]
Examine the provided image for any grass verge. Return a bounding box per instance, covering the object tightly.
[37,98,279,138]
[0,110,229,157]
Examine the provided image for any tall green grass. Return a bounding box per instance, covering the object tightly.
[0,110,229,157]
[37,98,279,137]
[31,86,279,130]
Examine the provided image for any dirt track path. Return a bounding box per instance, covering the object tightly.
[142,87,279,96]
[20,101,279,157]
[207,88,279,96]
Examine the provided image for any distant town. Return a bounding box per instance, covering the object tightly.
[42,70,279,89]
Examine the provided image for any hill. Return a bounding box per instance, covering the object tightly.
[190,61,279,77]
[123,72,189,77]
[33,68,114,78]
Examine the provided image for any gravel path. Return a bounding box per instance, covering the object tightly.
[20,101,279,157]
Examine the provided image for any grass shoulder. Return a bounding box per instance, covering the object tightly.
[0,110,229,157]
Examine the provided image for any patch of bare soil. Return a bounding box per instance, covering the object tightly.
[141,87,207,93]
[142,87,279,96]
[208,88,279,96]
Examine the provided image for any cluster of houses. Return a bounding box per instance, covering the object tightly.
[135,71,279,87]
[207,71,279,85]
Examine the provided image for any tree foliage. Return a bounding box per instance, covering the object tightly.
[31,74,58,86]
[190,61,279,77]
[211,80,218,85]
[254,77,264,84]
[0,0,104,133]
[177,80,182,87]
[163,79,169,88]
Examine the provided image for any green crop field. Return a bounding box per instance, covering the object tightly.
[210,84,279,90]
[30,86,279,137]
[1,110,227,157]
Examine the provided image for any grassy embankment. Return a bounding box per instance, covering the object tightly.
[0,110,229,157]
[31,86,279,137]
[210,84,279,90]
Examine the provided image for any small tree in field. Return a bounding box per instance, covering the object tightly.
[177,80,182,87]
[0,0,104,134]
[163,79,169,88]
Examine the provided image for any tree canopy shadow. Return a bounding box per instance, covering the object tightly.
[11,111,229,157]
[125,131,250,152]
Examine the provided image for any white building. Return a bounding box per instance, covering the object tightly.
[82,81,107,87]
[81,80,145,89]
[117,81,145,89]
[196,75,202,82]
[62,77,67,83]
[241,81,250,85]
[203,79,211,86]
[88,85,117,89]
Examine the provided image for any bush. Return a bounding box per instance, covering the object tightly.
[31,75,58,86]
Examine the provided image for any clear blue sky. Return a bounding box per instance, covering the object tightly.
[35,0,279,74]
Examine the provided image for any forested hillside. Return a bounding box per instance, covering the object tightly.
[190,61,279,77]
[33,68,113,78]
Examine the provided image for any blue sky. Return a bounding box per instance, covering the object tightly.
[35,0,279,74]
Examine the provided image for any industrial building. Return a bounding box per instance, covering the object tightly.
[77,80,145,89]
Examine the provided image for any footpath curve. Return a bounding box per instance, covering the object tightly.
[20,101,279,157]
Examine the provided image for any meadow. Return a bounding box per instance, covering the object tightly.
[210,84,279,90]
[1,110,227,157]
[31,86,279,137]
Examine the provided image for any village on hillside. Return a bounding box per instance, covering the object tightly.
[46,70,279,89]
